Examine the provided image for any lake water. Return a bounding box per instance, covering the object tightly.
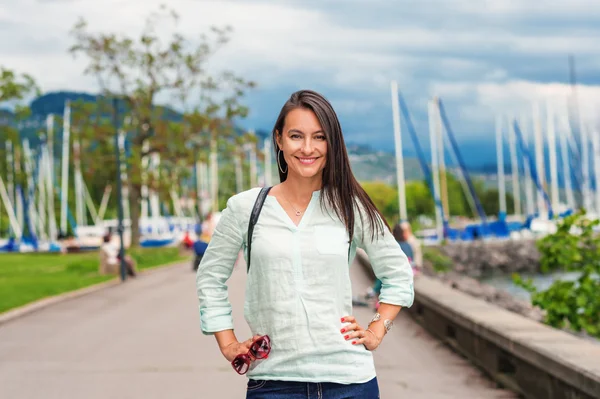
[480,271,582,301]
[480,271,600,344]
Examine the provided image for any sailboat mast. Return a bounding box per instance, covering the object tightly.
[45,115,57,241]
[60,101,71,235]
[560,113,575,209]
[436,98,449,222]
[592,129,600,216]
[533,103,546,218]
[390,81,407,222]
[495,116,507,216]
[428,100,444,241]
[546,102,560,213]
[508,116,522,217]
[519,115,535,217]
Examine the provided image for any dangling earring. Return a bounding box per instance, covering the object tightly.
[277,149,288,174]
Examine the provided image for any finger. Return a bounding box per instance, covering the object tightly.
[341,315,355,323]
[340,323,360,334]
[343,329,365,341]
[351,335,367,345]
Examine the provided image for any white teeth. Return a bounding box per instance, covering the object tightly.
[298,158,316,165]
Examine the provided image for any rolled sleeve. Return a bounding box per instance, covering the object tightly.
[357,215,414,308]
[196,196,243,335]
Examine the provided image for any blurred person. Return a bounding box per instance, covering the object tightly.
[182,231,194,250]
[200,212,216,242]
[192,239,209,271]
[192,225,209,272]
[100,231,137,277]
[394,223,414,265]
[196,90,414,398]
[400,220,422,270]
[58,232,79,253]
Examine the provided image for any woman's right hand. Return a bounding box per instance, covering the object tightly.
[221,334,262,362]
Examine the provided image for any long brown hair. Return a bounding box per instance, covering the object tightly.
[272,90,389,242]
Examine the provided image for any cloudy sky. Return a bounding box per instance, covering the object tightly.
[2,0,600,155]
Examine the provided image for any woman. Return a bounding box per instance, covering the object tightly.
[196,90,414,398]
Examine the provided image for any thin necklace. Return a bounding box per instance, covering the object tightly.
[281,187,306,217]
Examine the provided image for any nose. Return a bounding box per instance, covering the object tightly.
[301,137,314,154]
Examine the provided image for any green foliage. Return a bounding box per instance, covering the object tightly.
[360,181,400,225]
[443,173,470,216]
[361,180,435,226]
[360,173,511,225]
[406,181,435,218]
[423,246,452,273]
[478,188,515,216]
[513,209,600,337]
[0,67,40,103]
[0,66,41,191]
[69,5,255,245]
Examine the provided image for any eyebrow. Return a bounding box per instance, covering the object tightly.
[287,129,324,135]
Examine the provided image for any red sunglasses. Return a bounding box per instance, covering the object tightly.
[231,335,271,375]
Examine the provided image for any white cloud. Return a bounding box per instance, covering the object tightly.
[2,0,600,144]
[430,79,600,135]
[452,0,600,17]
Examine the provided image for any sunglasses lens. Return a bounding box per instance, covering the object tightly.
[232,356,250,374]
[250,336,271,359]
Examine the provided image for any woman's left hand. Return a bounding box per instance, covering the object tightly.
[340,315,381,351]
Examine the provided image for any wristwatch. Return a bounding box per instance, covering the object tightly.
[369,313,394,334]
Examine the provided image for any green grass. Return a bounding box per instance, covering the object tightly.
[0,247,187,314]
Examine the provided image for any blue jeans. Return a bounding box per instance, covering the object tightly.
[246,377,379,399]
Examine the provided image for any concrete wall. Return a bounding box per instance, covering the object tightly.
[356,250,600,399]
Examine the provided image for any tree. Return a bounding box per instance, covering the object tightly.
[406,181,434,219]
[360,180,435,226]
[69,5,254,246]
[514,210,600,338]
[0,67,40,236]
[360,181,398,225]
[478,188,515,216]
[0,67,39,104]
[0,67,40,160]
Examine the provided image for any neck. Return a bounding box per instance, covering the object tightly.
[281,174,322,201]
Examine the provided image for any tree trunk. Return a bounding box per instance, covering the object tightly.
[129,183,141,247]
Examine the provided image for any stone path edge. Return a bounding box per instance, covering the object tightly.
[0,258,189,327]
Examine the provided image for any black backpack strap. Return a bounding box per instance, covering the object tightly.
[246,186,272,272]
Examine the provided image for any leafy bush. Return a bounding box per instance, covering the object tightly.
[513,210,600,337]
[423,247,452,273]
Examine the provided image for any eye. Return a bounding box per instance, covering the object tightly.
[316,135,326,140]
[291,134,302,139]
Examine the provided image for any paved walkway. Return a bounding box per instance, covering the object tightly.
[0,259,514,398]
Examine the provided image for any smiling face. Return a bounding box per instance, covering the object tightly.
[276,107,328,182]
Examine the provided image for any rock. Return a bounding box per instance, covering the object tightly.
[434,238,540,277]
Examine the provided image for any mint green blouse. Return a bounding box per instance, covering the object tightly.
[196,187,414,384]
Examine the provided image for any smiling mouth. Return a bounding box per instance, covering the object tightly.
[296,157,318,165]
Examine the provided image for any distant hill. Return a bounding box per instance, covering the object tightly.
[1,90,508,185]
[346,143,424,183]
[30,91,97,116]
